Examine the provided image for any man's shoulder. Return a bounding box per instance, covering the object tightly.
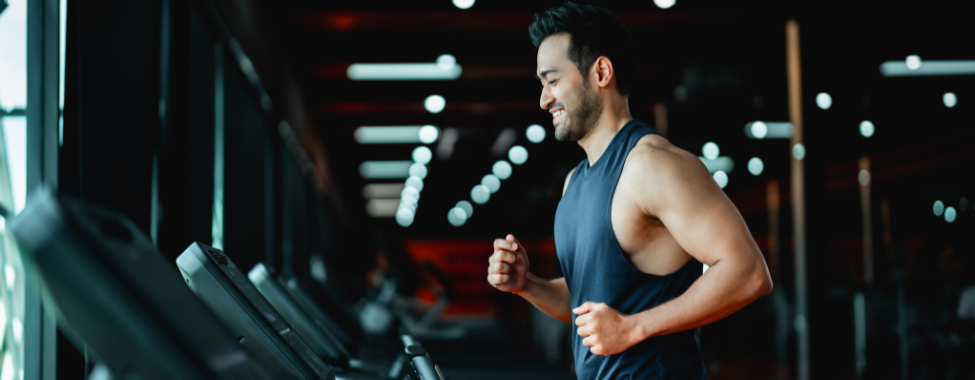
[624,134,699,178]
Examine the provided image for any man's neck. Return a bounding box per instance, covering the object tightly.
[578,100,633,166]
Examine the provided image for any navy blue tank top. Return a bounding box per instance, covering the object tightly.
[554,120,706,380]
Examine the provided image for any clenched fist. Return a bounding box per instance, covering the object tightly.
[487,234,529,293]
[574,302,641,356]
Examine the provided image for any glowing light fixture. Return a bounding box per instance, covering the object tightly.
[944,92,957,108]
[816,93,832,110]
[425,95,446,113]
[405,176,424,192]
[471,185,490,204]
[436,54,456,70]
[409,163,428,179]
[792,144,806,161]
[493,160,513,180]
[702,142,720,160]
[859,120,875,138]
[363,183,405,199]
[481,174,501,193]
[933,200,945,216]
[654,0,676,9]
[945,207,957,223]
[526,124,546,143]
[858,170,871,186]
[365,199,400,217]
[744,121,793,139]
[360,161,413,179]
[880,60,975,76]
[906,55,922,70]
[347,63,462,81]
[452,0,475,10]
[456,201,473,218]
[748,157,764,176]
[412,146,433,164]
[699,156,734,173]
[4,264,15,288]
[448,207,468,226]
[396,208,415,227]
[419,125,440,143]
[508,145,528,165]
[713,171,729,189]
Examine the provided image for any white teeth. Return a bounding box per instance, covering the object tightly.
[552,110,565,118]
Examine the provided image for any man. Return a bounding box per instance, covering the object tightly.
[486,3,773,379]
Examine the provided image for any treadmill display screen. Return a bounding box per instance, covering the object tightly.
[209,250,332,379]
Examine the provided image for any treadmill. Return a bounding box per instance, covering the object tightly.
[6,188,271,380]
[248,263,445,380]
[177,242,335,380]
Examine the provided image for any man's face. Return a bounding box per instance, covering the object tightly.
[537,34,603,142]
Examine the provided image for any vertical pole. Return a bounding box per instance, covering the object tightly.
[880,199,909,380]
[768,180,789,380]
[859,156,873,284]
[786,19,810,380]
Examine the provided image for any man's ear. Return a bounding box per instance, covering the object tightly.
[591,56,615,90]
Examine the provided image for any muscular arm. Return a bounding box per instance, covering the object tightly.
[626,144,773,340]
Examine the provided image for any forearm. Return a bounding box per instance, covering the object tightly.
[514,274,572,323]
[632,259,771,340]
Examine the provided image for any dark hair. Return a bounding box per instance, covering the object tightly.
[529,2,634,95]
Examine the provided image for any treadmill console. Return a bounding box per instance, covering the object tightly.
[177,243,334,380]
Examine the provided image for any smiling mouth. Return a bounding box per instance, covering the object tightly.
[552,109,565,119]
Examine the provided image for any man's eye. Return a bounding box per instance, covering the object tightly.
[548,80,557,85]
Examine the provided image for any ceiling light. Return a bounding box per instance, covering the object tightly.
[455,200,473,218]
[409,163,428,179]
[933,200,945,216]
[713,171,728,189]
[405,176,424,192]
[699,156,734,173]
[436,54,456,70]
[359,161,413,179]
[859,120,875,138]
[481,174,501,193]
[792,144,806,160]
[365,199,399,217]
[418,125,440,143]
[363,183,405,199]
[493,160,512,180]
[879,60,975,76]
[396,208,415,227]
[471,185,490,204]
[347,63,462,81]
[945,207,957,223]
[744,121,793,139]
[944,92,957,108]
[906,55,922,70]
[654,0,676,9]
[412,146,433,164]
[452,0,475,10]
[508,146,528,165]
[747,157,764,176]
[858,170,870,186]
[425,95,446,113]
[816,93,832,110]
[526,124,546,143]
[448,207,468,226]
[702,142,720,160]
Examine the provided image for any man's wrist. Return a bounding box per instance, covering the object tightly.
[629,309,657,343]
[512,273,537,298]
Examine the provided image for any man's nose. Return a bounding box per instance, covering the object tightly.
[540,86,554,110]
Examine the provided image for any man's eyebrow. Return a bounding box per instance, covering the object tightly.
[535,68,558,80]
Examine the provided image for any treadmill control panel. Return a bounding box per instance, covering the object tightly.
[207,248,332,379]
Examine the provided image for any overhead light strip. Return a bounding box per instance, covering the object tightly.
[355,125,440,144]
[347,63,462,81]
[359,161,413,179]
[880,60,975,77]
[699,156,735,173]
[744,121,793,139]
